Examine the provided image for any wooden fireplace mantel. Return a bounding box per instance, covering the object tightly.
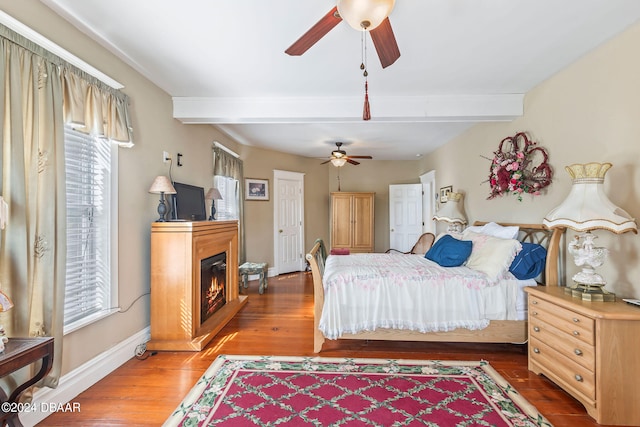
[147,220,247,351]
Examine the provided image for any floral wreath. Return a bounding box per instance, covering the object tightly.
[485,132,553,201]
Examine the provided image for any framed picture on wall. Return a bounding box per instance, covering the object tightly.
[245,178,269,201]
[439,185,453,203]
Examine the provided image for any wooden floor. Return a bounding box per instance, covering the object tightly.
[40,272,614,426]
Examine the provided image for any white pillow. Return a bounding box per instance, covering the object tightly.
[463,222,519,240]
[463,231,522,281]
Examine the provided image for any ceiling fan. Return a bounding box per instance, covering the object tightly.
[285,0,400,69]
[321,142,373,166]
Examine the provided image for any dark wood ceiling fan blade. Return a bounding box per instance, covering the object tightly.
[347,158,361,165]
[285,7,342,56]
[348,155,373,159]
[320,159,332,164]
[369,18,400,68]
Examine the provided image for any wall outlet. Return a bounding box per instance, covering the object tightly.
[163,151,171,163]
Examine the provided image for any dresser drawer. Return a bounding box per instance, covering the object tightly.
[529,316,595,371]
[529,295,594,345]
[530,336,596,402]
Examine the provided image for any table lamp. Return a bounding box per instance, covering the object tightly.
[148,176,177,222]
[205,188,223,220]
[543,162,637,301]
[433,191,467,234]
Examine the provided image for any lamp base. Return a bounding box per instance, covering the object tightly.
[564,282,616,302]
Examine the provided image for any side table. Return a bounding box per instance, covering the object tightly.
[239,262,268,294]
[0,337,54,427]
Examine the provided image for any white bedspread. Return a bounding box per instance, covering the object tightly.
[320,253,534,339]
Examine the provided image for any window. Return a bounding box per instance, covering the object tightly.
[64,125,118,333]
[213,175,239,220]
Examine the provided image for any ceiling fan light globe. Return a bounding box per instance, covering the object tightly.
[331,158,348,167]
[337,0,395,31]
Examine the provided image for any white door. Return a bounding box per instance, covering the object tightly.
[389,184,423,252]
[273,170,305,274]
[420,171,437,234]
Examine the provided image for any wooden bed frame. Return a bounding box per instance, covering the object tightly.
[306,223,565,353]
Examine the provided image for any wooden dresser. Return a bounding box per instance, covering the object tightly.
[330,192,375,253]
[525,286,640,425]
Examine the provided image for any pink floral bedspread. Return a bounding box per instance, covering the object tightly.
[320,253,529,339]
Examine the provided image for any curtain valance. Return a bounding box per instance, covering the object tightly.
[0,23,134,146]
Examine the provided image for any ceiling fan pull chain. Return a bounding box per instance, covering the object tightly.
[363,79,371,121]
[362,30,371,120]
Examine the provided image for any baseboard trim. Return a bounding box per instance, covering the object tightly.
[21,327,151,426]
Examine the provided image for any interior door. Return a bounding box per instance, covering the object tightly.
[274,170,305,274]
[389,184,423,252]
[420,171,436,234]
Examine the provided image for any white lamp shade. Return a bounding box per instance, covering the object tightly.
[148,176,177,195]
[433,192,467,224]
[543,163,637,234]
[205,188,223,200]
[337,0,395,31]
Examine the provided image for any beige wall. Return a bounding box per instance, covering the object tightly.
[419,22,640,299]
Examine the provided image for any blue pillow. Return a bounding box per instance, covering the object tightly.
[509,242,547,280]
[425,235,473,267]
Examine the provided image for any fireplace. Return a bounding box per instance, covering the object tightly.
[201,252,226,325]
[149,220,247,351]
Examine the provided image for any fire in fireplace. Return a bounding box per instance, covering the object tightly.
[200,252,227,325]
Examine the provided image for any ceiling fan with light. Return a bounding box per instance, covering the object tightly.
[285,0,400,69]
[321,142,373,166]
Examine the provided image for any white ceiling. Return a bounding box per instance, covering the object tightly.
[41,0,640,161]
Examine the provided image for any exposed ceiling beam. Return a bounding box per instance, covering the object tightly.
[173,94,524,124]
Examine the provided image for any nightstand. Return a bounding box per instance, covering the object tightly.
[524,286,640,425]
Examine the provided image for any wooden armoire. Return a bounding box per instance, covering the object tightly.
[330,192,375,253]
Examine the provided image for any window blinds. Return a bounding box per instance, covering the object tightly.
[64,126,112,328]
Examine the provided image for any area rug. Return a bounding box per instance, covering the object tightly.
[164,355,552,427]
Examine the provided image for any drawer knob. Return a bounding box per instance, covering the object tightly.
[533,348,540,354]
[575,374,583,382]
[532,311,538,316]
[532,300,538,305]
[574,349,583,356]
[573,318,580,323]
[533,326,540,332]
[573,331,580,336]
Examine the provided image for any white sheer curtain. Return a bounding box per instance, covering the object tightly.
[0,23,134,391]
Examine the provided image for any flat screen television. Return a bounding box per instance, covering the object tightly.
[171,182,206,221]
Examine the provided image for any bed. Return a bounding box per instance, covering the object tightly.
[306,222,564,353]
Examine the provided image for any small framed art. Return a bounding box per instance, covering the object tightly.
[439,185,453,203]
[245,178,269,201]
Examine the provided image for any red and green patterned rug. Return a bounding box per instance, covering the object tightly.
[165,355,551,427]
